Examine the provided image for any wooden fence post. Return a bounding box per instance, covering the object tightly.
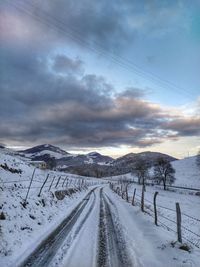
[120,184,123,196]
[126,184,129,202]
[117,187,120,195]
[48,175,55,191]
[38,173,49,197]
[55,176,62,188]
[132,188,136,206]
[80,179,84,189]
[153,192,159,226]
[62,176,68,187]
[141,185,145,212]
[23,168,36,206]
[68,179,72,187]
[176,202,182,243]
[65,178,69,188]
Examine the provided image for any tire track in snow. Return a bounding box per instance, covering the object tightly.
[50,189,97,267]
[97,188,108,267]
[18,188,97,267]
[97,188,133,267]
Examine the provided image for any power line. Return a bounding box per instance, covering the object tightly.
[6,0,195,101]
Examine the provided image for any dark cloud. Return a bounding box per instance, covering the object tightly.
[1,45,199,149]
[0,1,199,150]
[117,88,146,99]
[52,55,84,75]
[1,1,182,53]
[163,118,200,137]
[0,0,133,52]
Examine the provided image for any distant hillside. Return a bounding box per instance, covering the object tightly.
[113,151,177,169]
[61,151,177,177]
[86,152,113,164]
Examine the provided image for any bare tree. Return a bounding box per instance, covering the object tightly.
[133,159,149,185]
[153,157,175,190]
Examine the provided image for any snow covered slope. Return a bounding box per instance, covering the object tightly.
[172,156,200,188]
[0,147,38,183]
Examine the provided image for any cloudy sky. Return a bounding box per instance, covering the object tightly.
[0,0,200,158]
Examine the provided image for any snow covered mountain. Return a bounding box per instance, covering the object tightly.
[18,145,113,167]
[18,144,70,159]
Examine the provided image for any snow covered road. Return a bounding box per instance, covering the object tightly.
[18,187,97,267]
[17,187,134,267]
[15,186,199,267]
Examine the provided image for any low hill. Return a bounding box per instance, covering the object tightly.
[113,151,176,167]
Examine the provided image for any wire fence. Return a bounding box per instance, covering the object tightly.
[110,182,200,249]
[1,170,98,206]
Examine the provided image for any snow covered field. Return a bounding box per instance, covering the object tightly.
[1,148,200,267]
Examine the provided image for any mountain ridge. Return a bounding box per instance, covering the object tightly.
[17,144,177,163]
[15,144,177,177]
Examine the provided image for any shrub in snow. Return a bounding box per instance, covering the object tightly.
[29,214,36,220]
[0,163,22,174]
[40,199,46,207]
[0,211,6,220]
[171,241,191,252]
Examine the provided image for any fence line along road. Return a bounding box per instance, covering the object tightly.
[110,182,200,249]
